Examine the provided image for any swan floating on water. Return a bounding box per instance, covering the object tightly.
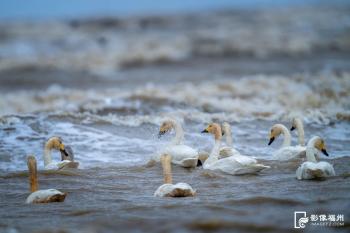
[268,124,305,160]
[201,123,269,175]
[44,137,79,170]
[197,122,239,166]
[296,136,335,180]
[26,155,67,204]
[154,154,196,197]
[156,119,198,168]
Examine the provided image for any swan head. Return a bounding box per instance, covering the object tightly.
[158,120,175,138]
[45,136,68,155]
[221,122,231,136]
[201,123,222,140]
[313,136,329,156]
[268,124,284,145]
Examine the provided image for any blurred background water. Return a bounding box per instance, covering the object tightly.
[0,1,349,233]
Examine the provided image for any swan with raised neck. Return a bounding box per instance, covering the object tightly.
[291,117,305,146]
[268,124,291,147]
[154,154,195,197]
[201,123,222,166]
[26,155,67,204]
[158,118,184,145]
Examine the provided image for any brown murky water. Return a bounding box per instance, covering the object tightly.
[1,4,350,233]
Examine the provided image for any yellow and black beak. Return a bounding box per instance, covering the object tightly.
[321,149,329,156]
[290,126,295,131]
[158,130,166,138]
[268,137,275,146]
[201,129,209,133]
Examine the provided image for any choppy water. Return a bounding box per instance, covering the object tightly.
[1,4,350,233]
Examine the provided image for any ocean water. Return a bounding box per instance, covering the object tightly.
[0,3,350,233]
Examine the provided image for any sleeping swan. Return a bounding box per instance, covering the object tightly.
[44,137,79,170]
[296,136,335,180]
[201,123,269,175]
[156,119,198,168]
[26,156,67,204]
[154,154,196,197]
[268,124,305,160]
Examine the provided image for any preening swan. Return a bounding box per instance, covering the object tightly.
[201,123,269,175]
[290,117,305,146]
[44,137,79,170]
[268,124,305,160]
[154,154,196,197]
[296,136,335,180]
[26,156,67,204]
[156,119,198,168]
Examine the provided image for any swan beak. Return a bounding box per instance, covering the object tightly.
[158,131,166,138]
[290,126,295,131]
[197,159,202,167]
[321,149,329,156]
[201,129,209,133]
[222,131,225,136]
[60,149,69,160]
[268,137,275,145]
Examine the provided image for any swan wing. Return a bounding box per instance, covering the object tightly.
[273,146,305,161]
[154,183,195,197]
[296,161,335,180]
[219,146,239,159]
[164,145,198,161]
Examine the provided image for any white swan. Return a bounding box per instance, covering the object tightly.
[154,154,196,197]
[26,155,67,204]
[201,123,269,175]
[296,136,335,180]
[290,117,305,146]
[197,122,239,165]
[156,119,198,168]
[268,124,305,160]
[44,137,79,170]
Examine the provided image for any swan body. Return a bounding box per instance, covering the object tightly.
[156,119,198,168]
[44,137,79,170]
[26,155,66,204]
[268,124,305,160]
[154,154,195,197]
[154,183,195,197]
[296,136,335,180]
[26,189,67,204]
[202,123,269,175]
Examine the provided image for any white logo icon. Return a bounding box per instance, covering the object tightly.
[294,211,309,229]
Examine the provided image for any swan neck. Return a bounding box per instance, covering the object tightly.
[44,145,52,166]
[225,127,233,147]
[295,119,305,146]
[210,139,221,159]
[27,156,38,193]
[280,125,291,147]
[161,154,172,184]
[306,137,318,162]
[172,120,184,145]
